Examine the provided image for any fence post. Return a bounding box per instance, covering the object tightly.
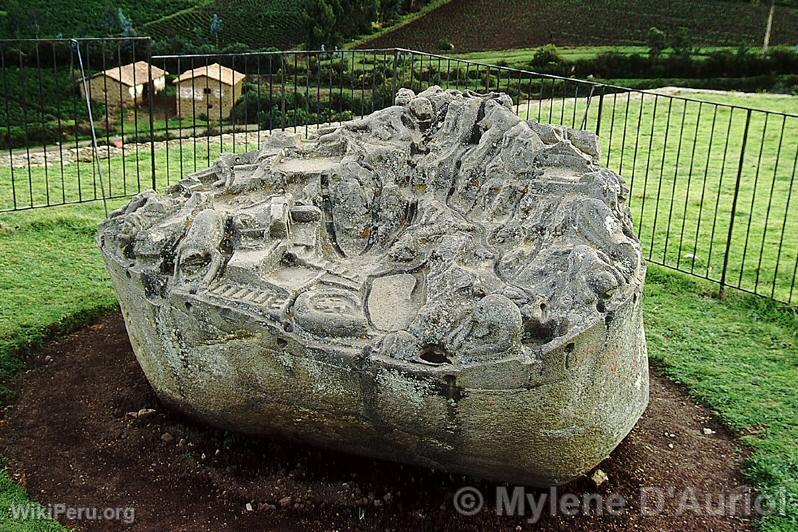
[392,49,398,99]
[147,42,157,192]
[719,108,752,298]
[595,86,604,136]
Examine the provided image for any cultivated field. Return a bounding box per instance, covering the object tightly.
[143,0,303,50]
[360,0,798,51]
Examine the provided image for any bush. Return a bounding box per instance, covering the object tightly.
[530,44,562,69]
[570,47,798,81]
[437,37,454,51]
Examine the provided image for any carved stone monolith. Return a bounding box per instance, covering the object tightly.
[98,87,648,486]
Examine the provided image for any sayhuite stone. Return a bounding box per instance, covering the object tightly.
[98,87,648,486]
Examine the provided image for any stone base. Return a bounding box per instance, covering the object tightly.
[106,254,647,485]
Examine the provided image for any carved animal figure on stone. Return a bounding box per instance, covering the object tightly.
[174,209,226,289]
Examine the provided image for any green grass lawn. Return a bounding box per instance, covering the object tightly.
[448,45,768,69]
[0,202,120,531]
[518,89,798,304]
[644,268,798,532]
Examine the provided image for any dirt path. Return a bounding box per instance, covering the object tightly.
[0,313,757,530]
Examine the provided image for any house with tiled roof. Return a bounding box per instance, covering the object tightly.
[174,63,246,120]
[79,61,167,110]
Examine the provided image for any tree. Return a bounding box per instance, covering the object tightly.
[302,0,338,49]
[647,27,667,58]
[210,14,224,48]
[100,6,119,36]
[5,0,40,38]
[118,8,137,38]
[669,29,694,57]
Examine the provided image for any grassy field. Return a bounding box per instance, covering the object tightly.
[643,268,798,532]
[448,46,773,69]
[0,202,795,529]
[0,202,121,531]
[517,87,798,304]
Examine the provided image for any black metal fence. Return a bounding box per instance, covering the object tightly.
[1,39,796,306]
[0,37,154,210]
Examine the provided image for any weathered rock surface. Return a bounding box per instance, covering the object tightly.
[98,87,648,486]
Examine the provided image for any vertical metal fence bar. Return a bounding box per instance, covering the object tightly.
[771,141,798,298]
[19,48,33,206]
[649,96,673,258]
[305,53,311,138]
[677,101,703,270]
[790,251,798,304]
[627,92,645,209]
[71,45,82,203]
[148,48,157,191]
[618,91,631,176]
[600,85,615,145]
[217,60,223,155]
[177,56,184,178]
[318,52,323,130]
[348,51,354,126]
[571,82,578,128]
[719,108,752,298]
[52,43,66,204]
[117,44,126,193]
[231,54,237,153]
[257,55,263,144]
[100,40,110,198]
[335,51,341,126]
[662,99,688,263]
[754,115,786,293]
[706,109,735,279]
[162,57,170,187]
[637,94,659,235]
[1,46,17,210]
[691,104,718,274]
[737,112,769,288]
[190,56,198,171]
[35,43,50,205]
[131,40,141,193]
[392,50,398,99]
[269,54,274,133]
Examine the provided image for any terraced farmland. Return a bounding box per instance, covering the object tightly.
[0,0,201,38]
[360,0,798,52]
[144,0,304,50]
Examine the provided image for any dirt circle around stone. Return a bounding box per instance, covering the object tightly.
[0,314,756,531]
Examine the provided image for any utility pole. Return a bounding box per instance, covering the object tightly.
[763,0,776,53]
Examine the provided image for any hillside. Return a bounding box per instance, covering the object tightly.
[358,0,798,52]
[143,0,303,50]
[0,0,201,38]
[0,0,304,51]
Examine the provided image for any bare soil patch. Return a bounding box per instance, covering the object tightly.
[0,313,756,530]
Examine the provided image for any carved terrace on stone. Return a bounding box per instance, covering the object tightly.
[98,87,649,485]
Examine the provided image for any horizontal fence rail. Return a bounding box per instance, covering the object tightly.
[0,39,796,306]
